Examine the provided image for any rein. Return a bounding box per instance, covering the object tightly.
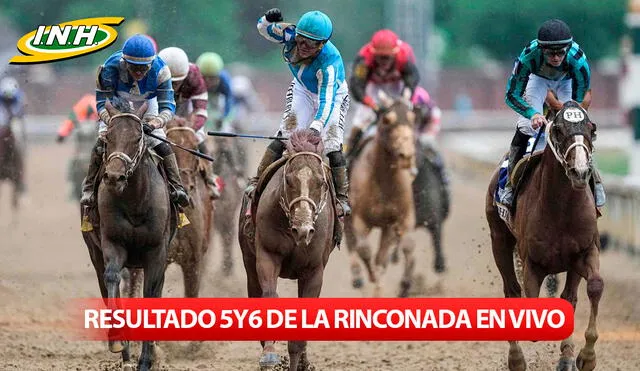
[279,151,330,224]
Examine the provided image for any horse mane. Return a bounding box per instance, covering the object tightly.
[109,96,134,113]
[286,129,324,155]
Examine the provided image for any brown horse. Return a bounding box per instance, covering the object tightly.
[212,136,244,276]
[82,100,175,371]
[238,129,337,371]
[125,117,214,299]
[0,120,24,217]
[486,101,603,371]
[344,94,417,297]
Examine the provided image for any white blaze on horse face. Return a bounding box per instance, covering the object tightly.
[573,135,589,173]
[295,166,314,218]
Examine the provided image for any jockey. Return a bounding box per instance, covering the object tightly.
[253,8,352,216]
[346,29,420,156]
[195,52,235,132]
[80,34,189,208]
[158,46,221,200]
[0,76,26,193]
[56,94,98,142]
[501,19,605,208]
[412,86,450,211]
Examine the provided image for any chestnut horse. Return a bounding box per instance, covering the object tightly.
[82,100,175,371]
[344,94,417,297]
[238,129,337,371]
[486,101,603,371]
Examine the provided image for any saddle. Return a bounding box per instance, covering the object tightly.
[242,153,343,250]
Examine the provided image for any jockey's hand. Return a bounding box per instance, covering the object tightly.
[310,128,321,137]
[265,8,283,22]
[56,135,65,143]
[143,123,154,135]
[145,116,164,130]
[531,113,548,130]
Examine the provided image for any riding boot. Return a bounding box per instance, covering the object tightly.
[346,126,364,159]
[591,165,606,208]
[500,130,530,207]
[80,138,105,206]
[162,152,190,208]
[245,140,285,196]
[197,142,221,200]
[331,165,351,217]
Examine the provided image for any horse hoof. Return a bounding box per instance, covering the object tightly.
[122,362,135,371]
[352,278,364,289]
[556,357,577,371]
[109,340,124,353]
[259,352,280,368]
[576,349,596,371]
[434,257,446,273]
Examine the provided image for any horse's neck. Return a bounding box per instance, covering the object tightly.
[119,156,154,212]
[372,138,411,190]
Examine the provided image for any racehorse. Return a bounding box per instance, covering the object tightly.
[486,101,603,371]
[238,129,338,371]
[344,93,418,297]
[82,99,176,371]
[125,117,214,299]
[0,119,24,218]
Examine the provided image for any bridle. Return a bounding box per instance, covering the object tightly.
[545,115,593,170]
[104,113,146,180]
[279,151,330,224]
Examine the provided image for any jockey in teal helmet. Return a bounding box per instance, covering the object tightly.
[254,9,352,216]
[81,34,189,208]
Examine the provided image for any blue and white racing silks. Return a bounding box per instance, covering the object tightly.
[257,16,347,131]
[95,50,175,117]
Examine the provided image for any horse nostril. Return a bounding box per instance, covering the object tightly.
[308,228,315,239]
[292,227,299,235]
[118,175,126,182]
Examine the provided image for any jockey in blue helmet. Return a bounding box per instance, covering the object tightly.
[80,34,189,208]
[254,9,351,216]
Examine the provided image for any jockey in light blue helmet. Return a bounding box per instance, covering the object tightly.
[255,8,352,217]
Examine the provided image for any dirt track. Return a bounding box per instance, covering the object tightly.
[0,140,638,371]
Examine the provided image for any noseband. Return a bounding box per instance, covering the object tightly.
[545,119,593,169]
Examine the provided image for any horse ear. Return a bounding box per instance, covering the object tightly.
[377,90,393,109]
[105,100,118,117]
[135,101,149,118]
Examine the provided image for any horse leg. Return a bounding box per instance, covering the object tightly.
[575,245,603,371]
[345,214,372,290]
[182,256,202,298]
[138,246,168,371]
[557,270,581,371]
[256,245,283,368]
[427,222,446,273]
[289,267,324,371]
[123,268,143,298]
[487,215,524,370]
[101,240,128,355]
[373,226,401,297]
[398,234,416,298]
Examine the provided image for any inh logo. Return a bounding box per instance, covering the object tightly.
[10,17,125,64]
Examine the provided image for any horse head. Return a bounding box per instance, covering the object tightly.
[166,117,199,192]
[280,129,330,248]
[546,101,597,189]
[376,90,416,169]
[102,99,148,195]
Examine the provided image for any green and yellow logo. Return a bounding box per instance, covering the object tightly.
[9,17,125,64]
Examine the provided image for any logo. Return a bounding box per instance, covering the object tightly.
[10,17,125,65]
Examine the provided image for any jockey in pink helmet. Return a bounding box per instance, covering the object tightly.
[411,86,450,215]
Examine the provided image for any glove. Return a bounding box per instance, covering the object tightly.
[310,128,321,137]
[264,8,283,22]
[56,135,65,143]
[362,96,379,111]
[143,123,154,134]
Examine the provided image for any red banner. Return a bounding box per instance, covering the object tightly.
[69,298,574,341]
